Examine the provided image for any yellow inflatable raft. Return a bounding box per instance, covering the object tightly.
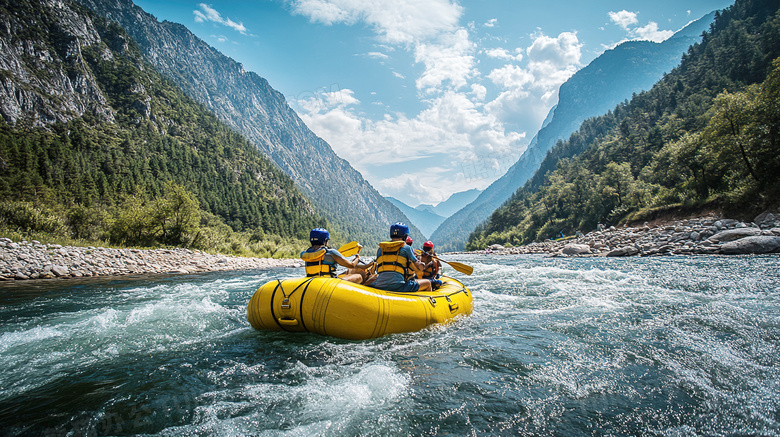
[247,275,473,340]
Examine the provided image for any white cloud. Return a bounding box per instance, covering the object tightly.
[414,28,477,93]
[608,10,674,43]
[484,47,522,61]
[633,22,675,42]
[294,88,524,202]
[470,83,487,101]
[291,0,476,97]
[290,0,462,45]
[483,31,581,132]
[367,51,390,60]
[526,31,582,71]
[484,18,497,28]
[286,0,561,202]
[608,10,638,30]
[487,64,534,89]
[194,4,248,34]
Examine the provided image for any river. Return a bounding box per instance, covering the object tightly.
[1,254,778,436]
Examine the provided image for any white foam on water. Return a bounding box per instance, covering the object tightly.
[156,360,410,436]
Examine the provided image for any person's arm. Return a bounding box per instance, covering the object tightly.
[328,249,360,268]
[403,246,425,273]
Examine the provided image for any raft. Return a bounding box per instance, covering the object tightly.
[246,275,473,340]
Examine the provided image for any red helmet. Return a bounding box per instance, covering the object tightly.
[423,241,434,251]
[405,236,413,245]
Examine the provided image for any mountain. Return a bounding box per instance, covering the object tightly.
[416,204,437,215]
[467,0,780,249]
[385,198,445,239]
[431,11,718,252]
[73,0,423,246]
[432,189,482,218]
[0,0,321,253]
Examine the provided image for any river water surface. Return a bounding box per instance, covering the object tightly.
[1,254,779,436]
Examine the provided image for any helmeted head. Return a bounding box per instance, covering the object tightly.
[405,236,413,246]
[310,228,330,245]
[423,240,434,253]
[390,222,409,239]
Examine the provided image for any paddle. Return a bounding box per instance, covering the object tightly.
[415,249,473,276]
[338,241,362,257]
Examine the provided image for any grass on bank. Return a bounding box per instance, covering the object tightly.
[0,197,308,259]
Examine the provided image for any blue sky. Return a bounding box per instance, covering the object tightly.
[133,0,734,207]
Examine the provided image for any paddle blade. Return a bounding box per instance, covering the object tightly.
[338,241,362,257]
[445,260,473,276]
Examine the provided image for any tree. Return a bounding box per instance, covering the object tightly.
[152,182,200,245]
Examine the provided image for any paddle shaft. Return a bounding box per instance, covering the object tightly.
[416,249,473,275]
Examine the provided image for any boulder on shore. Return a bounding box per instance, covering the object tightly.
[561,244,591,255]
[707,228,762,243]
[606,246,640,257]
[720,236,780,255]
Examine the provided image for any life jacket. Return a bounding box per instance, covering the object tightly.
[300,248,336,277]
[417,252,438,279]
[376,240,411,277]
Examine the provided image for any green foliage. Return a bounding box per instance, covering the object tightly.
[467,0,780,250]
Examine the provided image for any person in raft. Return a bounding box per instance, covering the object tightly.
[417,240,442,281]
[372,222,442,292]
[405,236,413,247]
[301,228,370,284]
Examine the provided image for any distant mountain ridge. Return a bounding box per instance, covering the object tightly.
[432,188,482,218]
[431,11,718,251]
[384,189,482,238]
[74,0,422,245]
[384,198,444,239]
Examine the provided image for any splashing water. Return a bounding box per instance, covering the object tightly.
[1,255,778,436]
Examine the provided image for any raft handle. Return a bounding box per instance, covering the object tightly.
[277,318,299,326]
[445,296,458,312]
[428,296,437,307]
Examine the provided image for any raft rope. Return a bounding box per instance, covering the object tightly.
[277,277,315,309]
[270,278,316,331]
[386,281,468,311]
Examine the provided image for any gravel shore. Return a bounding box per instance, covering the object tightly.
[3,211,779,281]
[0,238,301,281]
[473,211,780,257]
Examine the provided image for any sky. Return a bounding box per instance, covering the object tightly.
[133,0,735,207]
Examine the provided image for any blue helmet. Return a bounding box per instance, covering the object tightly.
[310,228,329,245]
[390,222,409,239]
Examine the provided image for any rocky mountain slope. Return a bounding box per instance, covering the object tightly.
[431,12,717,251]
[0,0,323,252]
[74,0,421,245]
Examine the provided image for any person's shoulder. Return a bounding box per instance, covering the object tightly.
[325,247,344,257]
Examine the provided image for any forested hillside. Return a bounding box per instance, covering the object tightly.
[74,0,424,247]
[467,0,780,250]
[0,0,323,257]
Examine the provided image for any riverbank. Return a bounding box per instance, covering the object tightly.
[472,211,780,257]
[0,237,301,281]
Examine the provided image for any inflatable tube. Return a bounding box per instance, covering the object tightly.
[247,275,472,340]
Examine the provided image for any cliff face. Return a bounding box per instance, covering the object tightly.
[0,0,117,125]
[74,0,419,245]
[431,12,717,251]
